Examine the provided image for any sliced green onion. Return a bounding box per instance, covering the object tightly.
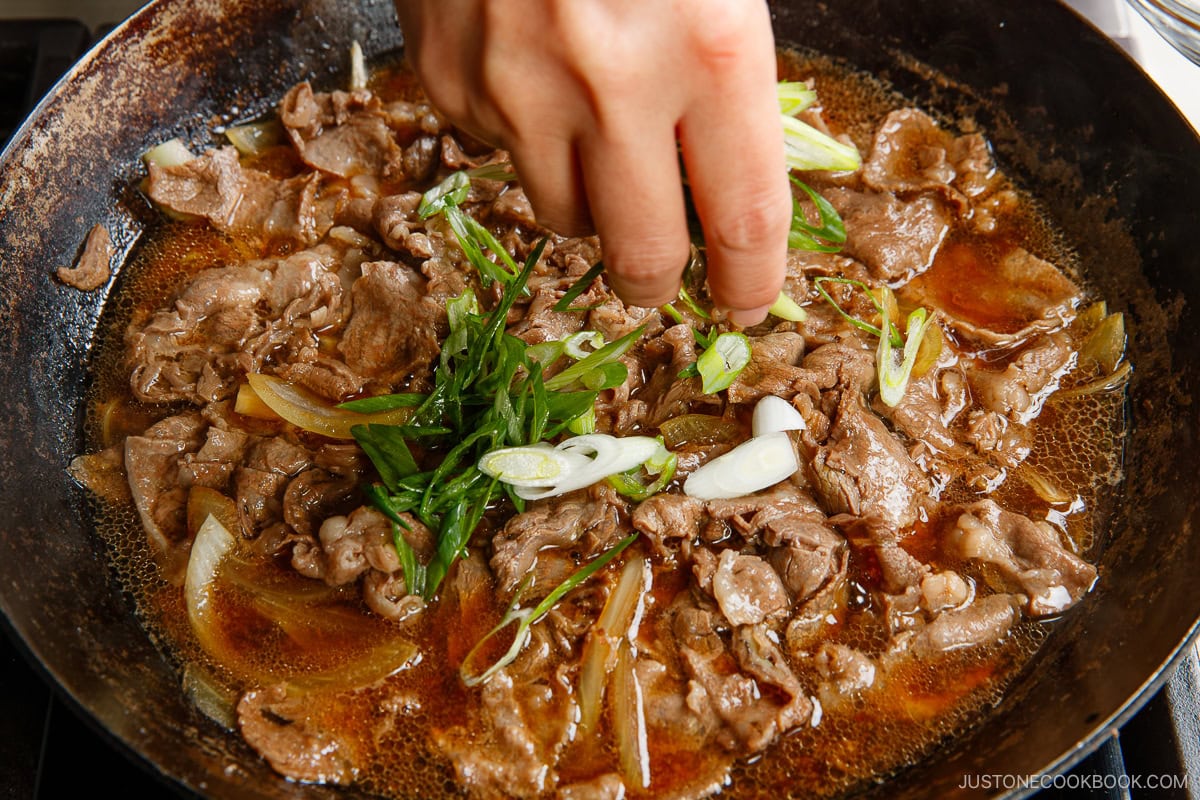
[778,81,819,116]
[418,171,471,218]
[564,331,605,360]
[813,276,899,345]
[683,431,799,500]
[467,162,517,182]
[782,114,862,173]
[789,176,847,252]
[567,405,597,435]
[544,325,645,392]
[461,534,638,686]
[337,393,427,413]
[696,332,752,394]
[769,291,808,322]
[478,444,585,487]
[608,441,677,503]
[878,308,937,407]
[553,261,607,313]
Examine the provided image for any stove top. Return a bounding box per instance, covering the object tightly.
[1,5,1198,800]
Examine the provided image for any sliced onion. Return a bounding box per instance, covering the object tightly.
[225,120,284,157]
[659,413,740,449]
[182,663,237,730]
[612,639,650,789]
[751,395,806,437]
[1078,312,1126,375]
[247,374,414,439]
[143,138,194,168]
[349,40,367,92]
[683,431,799,500]
[185,514,237,656]
[509,435,664,501]
[577,633,617,735]
[234,382,280,420]
[478,444,590,488]
[187,486,240,540]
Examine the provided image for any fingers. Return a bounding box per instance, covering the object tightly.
[578,125,691,308]
[506,132,594,237]
[678,2,791,325]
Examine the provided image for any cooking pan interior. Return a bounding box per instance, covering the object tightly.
[0,0,1197,797]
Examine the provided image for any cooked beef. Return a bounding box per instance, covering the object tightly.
[964,410,1033,467]
[631,493,706,558]
[904,245,1082,348]
[965,331,1075,422]
[948,499,1097,616]
[768,520,845,602]
[58,223,113,290]
[862,109,996,213]
[128,245,345,404]
[910,593,1019,655]
[237,684,356,785]
[490,486,626,594]
[823,186,950,281]
[726,332,808,404]
[124,413,208,579]
[815,643,877,709]
[873,367,966,456]
[235,437,313,538]
[809,392,930,531]
[710,549,791,626]
[435,669,574,798]
[919,570,972,613]
[339,260,444,391]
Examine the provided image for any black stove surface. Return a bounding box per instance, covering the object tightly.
[1,15,1197,800]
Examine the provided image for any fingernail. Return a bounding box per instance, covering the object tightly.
[726,304,771,327]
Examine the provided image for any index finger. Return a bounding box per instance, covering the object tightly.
[678,4,791,325]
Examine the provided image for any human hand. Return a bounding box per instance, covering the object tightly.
[394,0,791,325]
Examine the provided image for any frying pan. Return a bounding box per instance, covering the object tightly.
[1,0,1198,797]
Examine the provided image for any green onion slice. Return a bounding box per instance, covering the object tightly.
[461,533,638,687]
[878,308,937,407]
[696,332,752,394]
[769,291,808,322]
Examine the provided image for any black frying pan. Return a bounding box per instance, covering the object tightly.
[1,1,1198,797]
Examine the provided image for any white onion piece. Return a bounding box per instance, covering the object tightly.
[143,138,194,168]
[185,514,236,649]
[751,395,806,437]
[683,432,798,500]
[488,434,662,501]
[349,40,367,91]
[478,444,590,488]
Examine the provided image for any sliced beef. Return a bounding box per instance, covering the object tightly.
[124,413,208,579]
[507,275,586,345]
[58,223,113,290]
[964,410,1033,468]
[726,332,809,404]
[238,684,356,785]
[904,244,1082,348]
[179,425,251,489]
[815,643,877,710]
[710,549,791,626]
[822,186,950,282]
[631,493,705,558]
[235,437,313,538]
[965,331,1075,423]
[799,338,877,398]
[644,323,718,425]
[910,593,1019,656]
[768,519,846,602]
[873,367,967,456]
[862,109,996,212]
[434,670,573,798]
[490,486,626,594]
[145,146,245,228]
[128,246,345,404]
[948,499,1097,616]
[809,392,930,532]
[339,260,444,391]
[280,83,404,179]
